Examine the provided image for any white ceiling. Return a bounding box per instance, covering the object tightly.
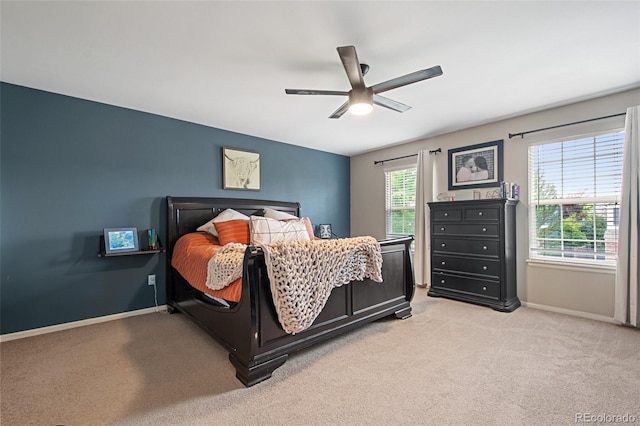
[2,1,639,156]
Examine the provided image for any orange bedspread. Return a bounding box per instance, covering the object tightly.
[171,232,243,302]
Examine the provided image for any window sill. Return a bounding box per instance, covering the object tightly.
[526,258,616,274]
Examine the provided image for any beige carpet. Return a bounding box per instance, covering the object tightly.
[1,289,639,426]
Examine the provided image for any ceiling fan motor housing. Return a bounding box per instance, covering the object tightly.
[348,87,373,115]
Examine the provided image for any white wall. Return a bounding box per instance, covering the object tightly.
[351,87,640,320]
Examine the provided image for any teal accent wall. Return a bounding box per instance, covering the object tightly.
[0,83,350,334]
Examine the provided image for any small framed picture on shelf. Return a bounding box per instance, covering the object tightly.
[103,227,139,254]
[319,224,333,239]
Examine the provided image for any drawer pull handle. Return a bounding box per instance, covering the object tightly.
[478,212,483,216]
[483,266,488,270]
[441,280,446,284]
[482,286,487,291]
[441,261,446,265]
[441,243,446,247]
[444,213,449,217]
[482,227,487,232]
[441,227,445,231]
[483,246,488,250]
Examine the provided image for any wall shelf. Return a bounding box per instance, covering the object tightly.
[98,235,165,258]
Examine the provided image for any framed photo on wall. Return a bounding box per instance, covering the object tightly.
[448,139,503,190]
[222,147,261,190]
[103,227,139,254]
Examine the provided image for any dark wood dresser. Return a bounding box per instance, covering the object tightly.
[427,199,520,312]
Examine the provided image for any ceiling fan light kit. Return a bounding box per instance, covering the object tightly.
[348,88,373,115]
[285,45,443,119]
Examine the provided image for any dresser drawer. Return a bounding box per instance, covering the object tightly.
[433,238,500,257]
[464,206,500,221]
[432,254,500,277]
[432,208,462,222]
[432,272,499,299]
[432,223,499,237]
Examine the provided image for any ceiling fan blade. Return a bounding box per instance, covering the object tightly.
[329,101,350,119]
[285,89,349,96]
[337,46,365,90]
[371,65,443,94]
[373,94,411,113]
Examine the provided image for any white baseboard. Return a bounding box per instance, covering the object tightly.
[521,301,617,324]
[2,302,616,342]
[0,306,167,342]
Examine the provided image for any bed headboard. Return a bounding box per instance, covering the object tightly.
[167,196,300,250]
[166,196,300,259]
[165,196,301,300]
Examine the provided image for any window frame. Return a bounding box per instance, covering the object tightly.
[527,129,624,268]
[384,165,417,239]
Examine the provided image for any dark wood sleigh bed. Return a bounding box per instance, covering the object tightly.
[166,196,415,386]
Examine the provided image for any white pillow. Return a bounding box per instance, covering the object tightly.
[197,209,249,237]
[250,216,310,245]
[263,207,298,220]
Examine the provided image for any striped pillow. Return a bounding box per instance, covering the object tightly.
[214,219,250,245]
[250,216,310,245]
[197,209,249,237]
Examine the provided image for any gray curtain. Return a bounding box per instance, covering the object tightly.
[414,150,438,286]
[614,105,640,327]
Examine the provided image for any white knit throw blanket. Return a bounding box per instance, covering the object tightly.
[206,243,246,290]
[262,236,383,334]
[205,237,383,334]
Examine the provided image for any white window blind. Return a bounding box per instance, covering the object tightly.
[528,131,624,264]
[385,167,417,237]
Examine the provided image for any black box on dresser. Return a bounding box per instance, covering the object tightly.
[427,199,520,312]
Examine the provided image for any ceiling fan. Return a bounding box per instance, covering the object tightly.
[285,45,443,119]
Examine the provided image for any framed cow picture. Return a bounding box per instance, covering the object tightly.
[222,147,261,190]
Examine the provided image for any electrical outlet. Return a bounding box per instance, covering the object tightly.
[147,274,156,286]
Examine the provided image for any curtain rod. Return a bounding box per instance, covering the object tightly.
[508,112,626,139]
[374,148,441,165]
